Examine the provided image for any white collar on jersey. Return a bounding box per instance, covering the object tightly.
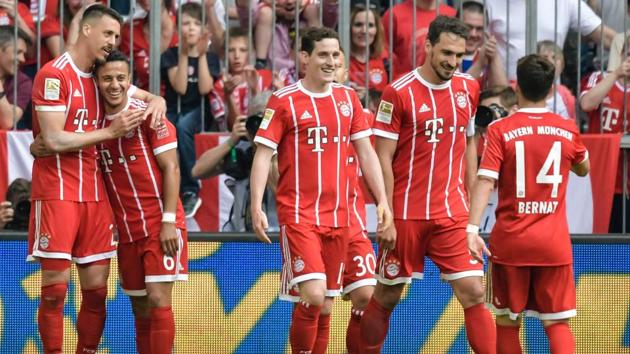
[297,80,332,98]
[104,97,131,120]
[517,107,549,114]
[413,68,451,90]
[64,52,93,78]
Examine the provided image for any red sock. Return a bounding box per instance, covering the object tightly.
[346,308,363,354]
[150,306,175,354]
[311,313,331,354]
[360,299,393,354]
[290,300,321,353]
[464,303,496,354]
[496,324,522,354]
[76,287,107,354]
[544,322,575,354]
[38,283,67,354]
[135,316,151,354]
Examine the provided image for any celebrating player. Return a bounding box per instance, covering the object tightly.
[361,16,496,353]
[467,54,590,354]
[28,5,167,353]
[250,27,392,354]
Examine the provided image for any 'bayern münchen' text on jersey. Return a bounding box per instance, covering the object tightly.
[254,81,372,227]
[479,108,588,266]
[31,52,106,202]
[99,98,186,243]
[373,70,479,220]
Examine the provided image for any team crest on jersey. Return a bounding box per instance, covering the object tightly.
[455,92,468,109]
[260,108,274,130]
[157,123,170,139]
[125,129,136,139]
[385,259,400,277]
[44,78,61,100]
[293,256,305,273]
[338,101,351,117]
[39,234,50,250]
[370,70,383,84]
[376,100,393,124]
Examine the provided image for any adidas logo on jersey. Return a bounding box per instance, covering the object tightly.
[419,103,431,113]
[300,110,312,120]
[73,89,82,97]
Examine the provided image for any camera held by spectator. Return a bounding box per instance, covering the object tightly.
[3,178,31,231]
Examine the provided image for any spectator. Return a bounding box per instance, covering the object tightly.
[579,38,630,232]
[475,85,518,155]
[120,0,177,91]
[0,0,35,42]
[236,0,338,71]
[0,201,12,230]
[459,0,484,72]
[2,177,30,231]
[382,0,456,77]
[537,40,576,120]
[486,0,617,81]
[162,1,220,218]
[209,27,272,130]
[347,0,394,95]
[588,0,630,67]
[0,25,32,130]
[605,0,630,72]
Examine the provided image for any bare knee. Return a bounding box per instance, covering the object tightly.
[349,285,374,310]
[451,277,485,308]
[146,286,172,308]
[542,319,569,328]
[496,315,521,327]
[320,298,334,315]
[298,280,326,307]
[373,283,404,309]
[130,296,150,319]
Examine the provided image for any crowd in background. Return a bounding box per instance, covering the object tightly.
[0,0,629,232]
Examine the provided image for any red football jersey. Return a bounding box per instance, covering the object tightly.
[373,70,479,220]
[254,81,372,227]
[98,98,186,243]
[347,110,376,231]
[580,71,630,194]
[31,52,106,202]
[209,69,273,119]
[479,108,588,266]
[348,52,390,92]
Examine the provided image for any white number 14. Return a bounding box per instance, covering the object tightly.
[515,141,562,199]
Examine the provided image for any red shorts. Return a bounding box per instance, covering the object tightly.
[117,228,189,296]
[342,227,376,296]
[376,216,483,285]
[27,200,116,264]
[279,223,348,300]
[488,263,576,321]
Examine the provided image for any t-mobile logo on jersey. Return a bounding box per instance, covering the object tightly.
[424,117,444,143]
[600,107,619,132]
[306,126,348,152]
[73,108,96,133]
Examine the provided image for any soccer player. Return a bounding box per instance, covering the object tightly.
[361,16,496,354]
[467,54,590,354]
[250,27,393,354]
[28,5,167,353]
[95,51,187,354]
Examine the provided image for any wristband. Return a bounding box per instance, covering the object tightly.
[466,224,480,234]
[162,212,176,224]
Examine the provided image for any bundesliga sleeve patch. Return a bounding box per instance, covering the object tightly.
[376,101,393,124]
[260,108,275,130]
[44,78,61,100]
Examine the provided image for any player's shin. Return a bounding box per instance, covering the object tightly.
[496,323,522,354]
[311,312,331,354]
[150,306,175,354]
[290,299,322,353]
[346,307,364,354]
[464,303,496,354]
[38,283,68,354]
[359,298,394,354]
[544,322,575,354]
[76,287,107,354]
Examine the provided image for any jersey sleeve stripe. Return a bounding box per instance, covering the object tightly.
[253,136,278,150]
[477,168,499,180]
[350,129,372,141]
[153,142,178,156]
[35,105,67,112]
[579,149,589,164]
[373,128,399,140]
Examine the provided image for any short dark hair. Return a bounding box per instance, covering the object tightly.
[181,2,203,23]
[301,27,339,55]
[516,54,555,102]
[94,50,130,73]
[81,4,123,26]
[228,26,248,41]
[427,15,469,45]
[0,25,33,48]
[479,86,517,108]
[461,1,484,15]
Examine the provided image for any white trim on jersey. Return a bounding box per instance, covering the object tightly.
[443,85,459,218]
[145,274,189,282]
[342,278,377,296]
[289,97,300,223]
[275,82,299,98]
[403,87,418,220]
[78,149,83,202]
[119,137,150,238]
[352,188,367,231]
[310,95,323,227]
[55,154,63,200]
[65,52,93,78]
[153,141,178,156]
[122,288,148,297]
[478,168,499,180]
[72,250,117,264]
[440,270,484,281]
[253,136,278,150]
[372,129,399,140]
[34,105,67,112]
[331,92,342,228]
[456,149,469,213]
[414,68,451,90]
[391,71,415,91]
[350,129,372,141]
[105,171,134,242]
[289,273,327,288]
[76,72,88,203]
[580,150,590,164]
[517,107,550,114]
[298,80,332,98]
[426,88,439,219]
[92,79,100,202]
[138,127,164,212]
[461,80,475,138]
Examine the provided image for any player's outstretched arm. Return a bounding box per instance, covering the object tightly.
[155,149,181,257]
[580,59,629,112]
[250,144,274,244]
[571,157,591,177]
[38,109,144,153]
[466,176,495,263]
[191,116,248,179]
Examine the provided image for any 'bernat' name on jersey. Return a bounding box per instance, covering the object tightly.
[518,201,559,214]
[503,126,573,142]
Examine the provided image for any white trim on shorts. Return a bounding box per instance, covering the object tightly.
[342,278,377,296]
[326,289,342,297]
[525,309,577,320]
[441,270,484,281]
[289,272,326,288]
[145,274,189,283]
[27,251,72,262]
[412,272,424,280]
[279,293,300,303]
[72,250,117,264]
[376,274,412,285]
[122,288,148,297]
[487,303,522,321]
